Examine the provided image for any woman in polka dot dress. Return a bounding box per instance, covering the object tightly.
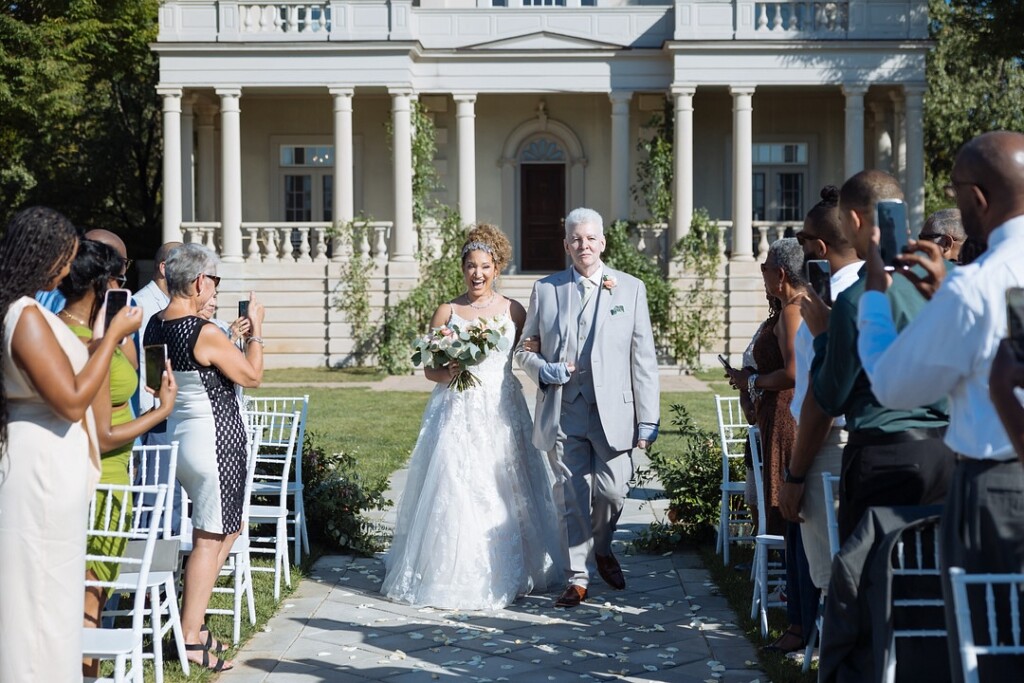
[144,243,265,672]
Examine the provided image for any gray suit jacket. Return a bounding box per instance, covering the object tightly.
[514,266,660,453]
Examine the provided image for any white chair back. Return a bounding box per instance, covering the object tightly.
[83,483,168,682]
[949,567,1024,683]
[715,394,753,564]
[716,394,749,465]
[129,441,180,538]
[247,410,302,503]
[883,516,946,683]
[747,426,767,535]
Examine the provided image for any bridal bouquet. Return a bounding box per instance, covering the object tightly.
[411,316,511,391]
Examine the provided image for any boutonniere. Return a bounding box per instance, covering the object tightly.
[611,305,626,315]
[602,274,617,292]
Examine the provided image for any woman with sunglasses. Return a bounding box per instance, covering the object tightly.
[144,243,264,672]
[57,239,180,676]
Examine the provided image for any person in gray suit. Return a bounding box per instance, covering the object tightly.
[516,207,660,608]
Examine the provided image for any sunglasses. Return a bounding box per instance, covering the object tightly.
[122,257,134,272]
[916,232,950,244]
[196,272,221,288]
[112,275,127,287]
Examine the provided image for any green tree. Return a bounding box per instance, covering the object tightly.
[0,1,162,256]
[949,0,1024,62]
[924,0,1024,215]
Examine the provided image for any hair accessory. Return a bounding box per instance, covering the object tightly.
[461,241,493,259]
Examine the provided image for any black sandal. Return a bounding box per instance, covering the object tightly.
[200,624,226,654]
[762,626,805,655]
[184,642,233,672]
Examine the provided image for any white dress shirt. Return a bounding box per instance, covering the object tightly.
[856,214,1024,460]
[791,260,864,425]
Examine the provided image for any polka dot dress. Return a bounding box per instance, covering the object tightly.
[145,315,248,534]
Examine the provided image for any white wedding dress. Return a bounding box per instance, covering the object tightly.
[382,309,563,610]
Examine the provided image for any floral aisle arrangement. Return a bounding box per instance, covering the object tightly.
[411,316,511,391]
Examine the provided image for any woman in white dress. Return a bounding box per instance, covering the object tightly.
[0,207,142,681]
[382,224,563,610]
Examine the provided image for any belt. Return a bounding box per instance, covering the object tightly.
[846,426,947,448]
[955,453,1019,464]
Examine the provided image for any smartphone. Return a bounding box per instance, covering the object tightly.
[717,354,733,371]
[238,300,249,319]
[876,199,909,268]
[144,344,167,392]
[1007,288,1024,361]
[103,288,130,335]
[806,259,832,306]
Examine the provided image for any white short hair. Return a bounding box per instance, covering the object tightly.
[564,207,604,238]
[165,243,219,298]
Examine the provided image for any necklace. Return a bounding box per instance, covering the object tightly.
[467,292,496,310]
[59,308,90,327]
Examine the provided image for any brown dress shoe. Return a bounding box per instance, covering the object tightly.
[555,584,588,608]
[596,553,626,590]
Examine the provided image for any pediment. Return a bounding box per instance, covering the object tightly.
[464,31,621,51]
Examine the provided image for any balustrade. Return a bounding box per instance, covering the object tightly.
[752,1,847,34]
[238,3,330,34]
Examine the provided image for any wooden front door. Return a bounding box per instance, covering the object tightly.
[520,163,566,272]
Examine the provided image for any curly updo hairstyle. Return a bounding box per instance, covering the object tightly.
[0,207,81,454]
[460,224,512,273]
[58,239,124,327]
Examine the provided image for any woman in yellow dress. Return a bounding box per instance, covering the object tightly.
[0,207,144,681]
[56,238,178,677]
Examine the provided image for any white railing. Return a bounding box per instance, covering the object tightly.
[238,3,331,34]
[753,1,847,34]
[712,220,803,260]
[180,220,394,264]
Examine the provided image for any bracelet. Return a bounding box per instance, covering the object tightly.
[747,373,764,401]
[247,336,265,347]
[784,466,806,485]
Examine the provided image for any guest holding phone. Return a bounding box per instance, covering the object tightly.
[144,243,264,672]
[0,208,139,682]
[56,239,179,676]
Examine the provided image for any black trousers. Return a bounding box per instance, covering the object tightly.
[940,458,1024,683]
[839,434,955,544]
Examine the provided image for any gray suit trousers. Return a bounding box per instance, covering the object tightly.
[550,394,632,587]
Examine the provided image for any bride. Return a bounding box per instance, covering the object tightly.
[381,224,563,610]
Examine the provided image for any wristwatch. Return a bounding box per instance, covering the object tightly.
[784,466,806,485]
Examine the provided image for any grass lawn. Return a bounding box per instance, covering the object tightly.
[262,366,385,384]
[246,386,429,483]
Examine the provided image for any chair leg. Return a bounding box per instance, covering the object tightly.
[280,518,292,590]
[232,561,244,645]
[758,544,770,638]
[150,585,164,683]
[245,561,256,625]
[164,577,189,676]
[750,544,761,620]
[114,653,127,683]
[273,535,282,603]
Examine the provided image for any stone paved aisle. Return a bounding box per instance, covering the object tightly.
[220,466,765,683]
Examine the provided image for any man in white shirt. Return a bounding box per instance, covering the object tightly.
[855,131,1024,682]
[133,241,181,415]
[778,189,863,592]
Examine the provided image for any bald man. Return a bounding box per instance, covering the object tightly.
[856,131,1024,682]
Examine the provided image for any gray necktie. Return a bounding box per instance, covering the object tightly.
[579,277,596,310]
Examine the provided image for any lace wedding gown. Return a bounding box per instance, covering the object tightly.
[382,310,563,610]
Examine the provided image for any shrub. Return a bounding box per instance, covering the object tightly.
[602,220,675,352]
[302,429,391,556]
[638,403,742,545]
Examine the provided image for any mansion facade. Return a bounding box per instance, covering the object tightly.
[154,0,929,368]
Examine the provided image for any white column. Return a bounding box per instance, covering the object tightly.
[453,92,477,226]
[890,91,907,189]
[217,88,243,263]
[609,90,632,223]
[330,88,355,226]
[730,86,755,262]
[181,94,196,222]
[842,84,868,181]
[869,101,892,172]
[195,102,218,222]
[158,86,183,243]
[904,84,926,234]
[390,88,415,262]
[672,85,696,241]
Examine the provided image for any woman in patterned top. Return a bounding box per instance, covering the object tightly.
[144,243,265,672]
